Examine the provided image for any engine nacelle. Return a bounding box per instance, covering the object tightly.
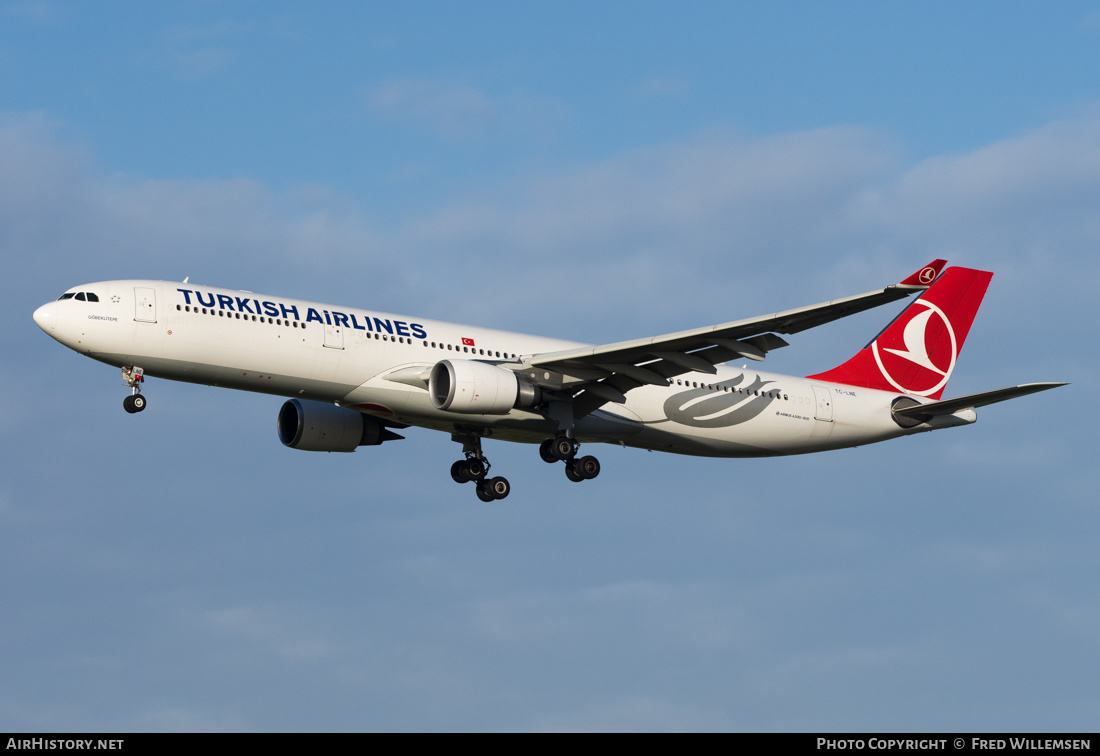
[429,360,541,414]
[278,399,398,452]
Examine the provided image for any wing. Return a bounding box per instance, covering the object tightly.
[522,260,948,417]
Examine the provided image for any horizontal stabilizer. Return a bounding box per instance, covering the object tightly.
[892,382,1067,424]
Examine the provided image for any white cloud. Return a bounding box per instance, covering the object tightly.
[158,20,263,80]
[367,78,497,139]
[1,1,65,24]
[365,77,568,143]
[633,75,691,99]
[202,605,329,664]
[533,696,733,733]
[469,579,741,649]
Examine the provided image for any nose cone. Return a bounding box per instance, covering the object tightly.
[33,302,59,332]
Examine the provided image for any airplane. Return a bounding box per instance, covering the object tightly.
[32,261,1065,501]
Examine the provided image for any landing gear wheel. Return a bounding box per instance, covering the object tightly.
[565,461,585,482]
[539,439,558,464]
[550,436,576,461]
[475,476,511,501]
[487,476,510,500]
[123,395,145,414]
[451,460,471,484]
[464,459,487,481]
[575,455,600,479]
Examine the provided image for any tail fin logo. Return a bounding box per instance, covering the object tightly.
[872,299,957,396]
[917,266,939,284]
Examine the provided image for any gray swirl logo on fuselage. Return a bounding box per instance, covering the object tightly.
[662,374,777,428]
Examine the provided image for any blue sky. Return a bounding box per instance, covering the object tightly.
[2,2,1097,732]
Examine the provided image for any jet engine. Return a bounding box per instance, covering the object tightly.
[429,360,541,414]
[278,399,403,452]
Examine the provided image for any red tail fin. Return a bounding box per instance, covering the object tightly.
[807,267,993,399]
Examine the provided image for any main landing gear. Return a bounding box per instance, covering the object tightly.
[539,435,600,483]
[450,433,510,501]
[122,366,147,414]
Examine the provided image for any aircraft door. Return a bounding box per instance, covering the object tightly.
[812,385,834,422]
[324,323,344,349]
[134,287,156,323]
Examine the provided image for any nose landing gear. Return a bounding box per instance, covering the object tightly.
[122,366,147,414]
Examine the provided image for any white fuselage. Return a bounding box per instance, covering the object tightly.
[34,280,962,458]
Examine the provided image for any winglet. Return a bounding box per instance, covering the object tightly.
[897,259,948,289]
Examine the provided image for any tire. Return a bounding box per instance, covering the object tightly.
[131,394,147,412]
[539,439,557,464]
[564,462,585,482]
[475,483,495,502]
[451,460,470,484]
[464,459,487,481]
[123,395,138,414]
[576,455,600,479]
[551,437,575,461]
[488,476,510,500]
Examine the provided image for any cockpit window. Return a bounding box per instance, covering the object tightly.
[86,293,99,302]
[75,293,86,301]
[58,293,75,300]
